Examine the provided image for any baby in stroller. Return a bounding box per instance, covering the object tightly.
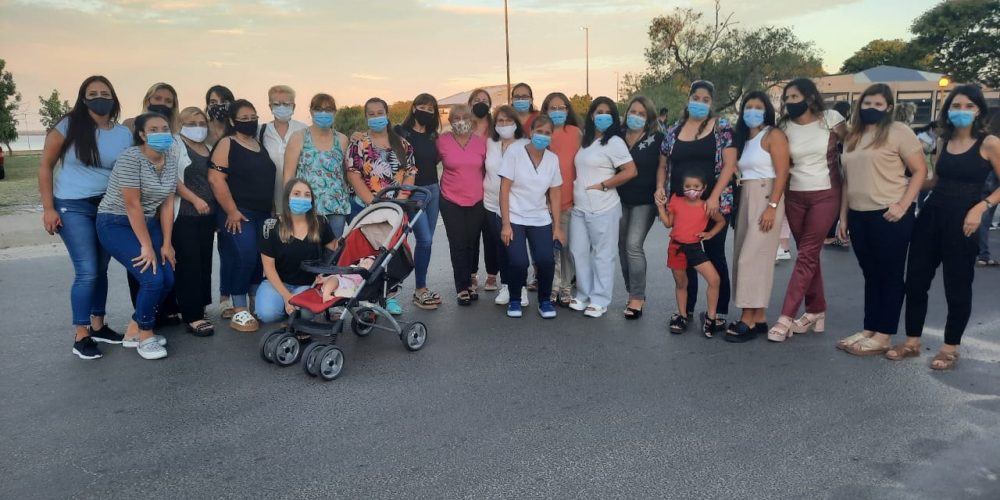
[316,256,374,302]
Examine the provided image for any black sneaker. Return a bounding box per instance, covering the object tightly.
[72,337,103,360]
[89,324,124,344]
[669,313,688,334]
[724,322,758,343]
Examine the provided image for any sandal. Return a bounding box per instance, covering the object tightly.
[457,290,472,306]
[767,316,794,342]
[886,343,921,361]
[468,287,479,301]
[219,297,235,319]
[557,292,572,308]
[792,312,825,334]
[623,307,643,320]
[527,279,538,292]
[483,274,499,292]
[229,310,259,332]
[186,320,215,337]
[837,331,873,350]
[975,258,998,267]
[412,290,440,310]
[844,337,890,357]
[930,350,960,370]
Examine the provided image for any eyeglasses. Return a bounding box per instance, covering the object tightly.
[270,102,293,107]
[311,107,336,112]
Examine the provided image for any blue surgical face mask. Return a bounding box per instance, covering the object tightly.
[145,132,174,152]
[313,111,335,128]
[687,101,710,119]
[549,110,568,126]
[272,104,294,122]
[742,109,765,129]
[368,115,389,132]
[948,109,976,129]
[531,133,551,150]
[594,113,614,132]
[626,114,646,131]
[512,99,532,113]
[288,197,312,214]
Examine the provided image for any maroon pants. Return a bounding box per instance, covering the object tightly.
[780,188,841,317]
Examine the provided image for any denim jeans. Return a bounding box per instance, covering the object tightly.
[618,203,657,300]
[325,214,347,239]
[410,183,440,289]
[506,223,555,304]
[255,279,312,323]
[54,197,111,326]
[96,213,175,330]
[216,208,268,308]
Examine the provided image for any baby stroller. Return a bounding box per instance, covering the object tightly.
[258,186,431,381]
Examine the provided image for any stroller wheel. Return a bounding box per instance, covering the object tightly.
[259,330,285,363]
[316,346,345,381]
[301,342,328,377]
[272,332,302,367]
[351,307,377,337]
[401,322,428,352]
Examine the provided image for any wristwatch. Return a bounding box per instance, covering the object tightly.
[767,202,779,209]
[601,182,609,192]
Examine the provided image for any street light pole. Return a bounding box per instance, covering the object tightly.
[504,0,511,103]
[614,71,619,102]
[580,26,590,97]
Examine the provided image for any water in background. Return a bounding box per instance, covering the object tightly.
[5,133,46,152]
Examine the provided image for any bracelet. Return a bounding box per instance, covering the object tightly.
[984,199,996,210]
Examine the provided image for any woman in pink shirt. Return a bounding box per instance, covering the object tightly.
[437,104,488,305]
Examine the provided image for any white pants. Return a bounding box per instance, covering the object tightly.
[569,204,622,308]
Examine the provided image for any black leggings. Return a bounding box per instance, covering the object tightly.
[439,197,486,293]
[172,214,216,323]
[905,200,978,345]
[472,212,501,278]
[686,216,731,316]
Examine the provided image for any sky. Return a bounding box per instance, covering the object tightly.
[1,0,941,130]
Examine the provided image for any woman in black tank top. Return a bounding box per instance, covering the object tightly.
[897,85,1000,370]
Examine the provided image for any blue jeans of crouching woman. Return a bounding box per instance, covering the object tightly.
[96,213,174,330]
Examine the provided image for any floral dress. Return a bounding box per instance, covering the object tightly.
[660,117,735,215]
[347,132,416,201]
[296,129,350,215]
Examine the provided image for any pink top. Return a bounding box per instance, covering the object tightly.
[437,132,487,207]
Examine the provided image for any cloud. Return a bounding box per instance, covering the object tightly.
[351,73,389,81]
[208,28,246,35]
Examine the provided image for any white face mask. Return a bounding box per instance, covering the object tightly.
[495,124,517,140]
[180,126,208,143]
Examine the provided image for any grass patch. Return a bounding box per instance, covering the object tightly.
[0,153,42,214]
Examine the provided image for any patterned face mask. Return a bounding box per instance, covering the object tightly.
[208,103,230,121]
[451,119,473,136]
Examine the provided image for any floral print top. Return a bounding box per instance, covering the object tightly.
[660,117,736,215]
[295,128,350,215]
[347,132,416,201]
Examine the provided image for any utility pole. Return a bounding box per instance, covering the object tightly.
[580,26,590,97]
[504,0,511,103]
[615,72,620,102]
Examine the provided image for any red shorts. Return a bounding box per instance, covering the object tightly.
[667,239,709,270]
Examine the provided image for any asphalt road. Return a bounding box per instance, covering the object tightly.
[2,223,999,499]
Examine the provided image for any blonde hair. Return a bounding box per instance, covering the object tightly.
[449,103,471,122]
[178,106,207,126]
[141,82,178,127]
[268,85,296,101]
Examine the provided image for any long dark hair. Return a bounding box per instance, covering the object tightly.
[621,95,658,136]
[365,97,408,166]
[205,85,234,108]
[937,84,991,143]
[540,92,581,128]
[400,93,440,137]
[277,178,324,244]
[132,112,170,146]
[734,91,777,158]
[58,75,121,167]
[225,99,256,137]
[681,80,716,137]
[845,83,895,152]
[511,83,536,112]
[582,96,622,147]
[779,78,826,128]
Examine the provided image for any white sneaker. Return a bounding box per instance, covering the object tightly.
[776,249,791,261]
[494,284,510,305]
[137,338,167,360]
[123,335,167,348]
[583,305,608,318]
[520,287,529,306]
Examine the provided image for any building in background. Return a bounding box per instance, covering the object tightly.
[438,84,510,123]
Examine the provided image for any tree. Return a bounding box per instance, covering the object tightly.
[38,89,72,131]
[623,1,824,114]
[336,105,366,137]
[569,94,592,122]
[839,39,932,73]
[910,0,1000,87]
[0,59,21,154]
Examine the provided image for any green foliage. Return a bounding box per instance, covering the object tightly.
[336,105,366,137]
[839,39,932,73]
[38,89,72,131]
[0,59,22,153]
[623,1,824,114]
[569,94,593,123]
[910,0,999,87]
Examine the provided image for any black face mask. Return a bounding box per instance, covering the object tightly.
[859,107,887,125]
[233,119,258,137]
[472,102,490,119]
[414,109,437,128]
[85,98,114,117]
[208,103,229,121]
[785,101,808,119]
[147,104,172,118]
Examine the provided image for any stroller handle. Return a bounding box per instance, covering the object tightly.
[373,185,432,211]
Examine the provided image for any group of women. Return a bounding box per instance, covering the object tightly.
[40,74,1000,371]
